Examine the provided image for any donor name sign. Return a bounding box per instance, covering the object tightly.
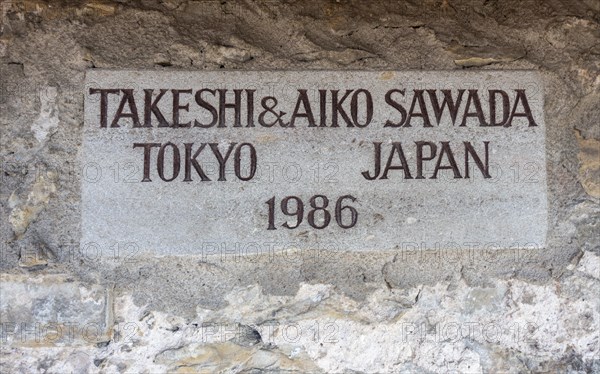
[82,70,547,255]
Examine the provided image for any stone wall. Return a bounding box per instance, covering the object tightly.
[0,0,598,372]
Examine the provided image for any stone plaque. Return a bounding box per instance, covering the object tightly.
[82,70,547,255]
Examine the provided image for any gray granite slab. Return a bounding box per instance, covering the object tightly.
[82,70,547,255]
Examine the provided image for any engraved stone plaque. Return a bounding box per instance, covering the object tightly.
[82,70,547,255]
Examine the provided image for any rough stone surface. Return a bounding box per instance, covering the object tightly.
[1,0,599,372]
[0,274,111,347]
[1,260,598,372]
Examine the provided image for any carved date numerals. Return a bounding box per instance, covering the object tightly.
[266,195,358,230]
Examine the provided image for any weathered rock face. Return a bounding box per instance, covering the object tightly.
[0,1,598,372]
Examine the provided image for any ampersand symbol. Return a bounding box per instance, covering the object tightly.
[259,96,288,127]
